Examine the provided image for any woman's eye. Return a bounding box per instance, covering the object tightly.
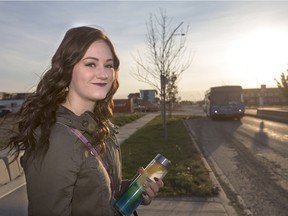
[86,63,96,68]
[106,64,114,69]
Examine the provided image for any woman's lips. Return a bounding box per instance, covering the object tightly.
[92,83,107,87]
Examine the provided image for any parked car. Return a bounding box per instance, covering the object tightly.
[0,105,11,117]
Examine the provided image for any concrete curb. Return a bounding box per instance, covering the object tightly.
[0,173,26,200]
[0,159,10,184]
[0,149,23,186]
[183,120,239,216]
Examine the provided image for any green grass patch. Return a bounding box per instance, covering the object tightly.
[111,112,146,127]
[121,115,219,197]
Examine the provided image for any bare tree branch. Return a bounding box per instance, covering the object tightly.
[132,9,192,89]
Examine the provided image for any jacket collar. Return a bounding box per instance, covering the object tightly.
[57,105,99,136]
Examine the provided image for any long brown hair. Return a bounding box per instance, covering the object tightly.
[5,26,120,160]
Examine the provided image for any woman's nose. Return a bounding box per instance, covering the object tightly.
[96,66,108,79]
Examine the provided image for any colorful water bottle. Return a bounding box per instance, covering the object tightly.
[114,154,172,216]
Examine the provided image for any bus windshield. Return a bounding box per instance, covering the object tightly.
[210,91,242,105]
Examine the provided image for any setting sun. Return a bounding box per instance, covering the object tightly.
[229,28,288,87]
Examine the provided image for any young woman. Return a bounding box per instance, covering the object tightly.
[5,26,162,216]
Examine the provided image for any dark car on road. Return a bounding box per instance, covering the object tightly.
[0,105,11,117]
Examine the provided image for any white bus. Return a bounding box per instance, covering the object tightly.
[203,85,245,120]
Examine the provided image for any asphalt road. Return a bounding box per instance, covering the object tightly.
[185,114,288,216]
[0,183,27,216]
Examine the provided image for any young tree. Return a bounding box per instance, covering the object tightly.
[274,69,288,99]
[132,8,193,138]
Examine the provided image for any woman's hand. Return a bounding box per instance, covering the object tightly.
[138,167,164,205]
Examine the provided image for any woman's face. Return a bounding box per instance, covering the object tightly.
[68,40,115,105]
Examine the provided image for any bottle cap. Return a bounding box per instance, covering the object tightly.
[155,154,172,170]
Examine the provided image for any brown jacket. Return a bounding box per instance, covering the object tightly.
[21,106,122,216]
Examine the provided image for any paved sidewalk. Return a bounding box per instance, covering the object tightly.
[137,197,233,216]
[117,113,159,145]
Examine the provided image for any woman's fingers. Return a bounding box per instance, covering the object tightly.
[136,167,165,205]
[154,177,164,188]
[141,177,164,205]
[142,192,152,205]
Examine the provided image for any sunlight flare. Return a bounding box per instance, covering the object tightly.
[230,28,288,87]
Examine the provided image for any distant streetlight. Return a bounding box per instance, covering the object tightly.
[173,33,185,36]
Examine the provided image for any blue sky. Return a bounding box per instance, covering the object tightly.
[1,1,288,101]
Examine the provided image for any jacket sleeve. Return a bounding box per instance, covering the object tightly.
[23,124,83,216]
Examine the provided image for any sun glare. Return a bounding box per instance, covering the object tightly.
[230,28,288,87]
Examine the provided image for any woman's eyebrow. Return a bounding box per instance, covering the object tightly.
[83,57,99,61]
[83,57,113,62]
